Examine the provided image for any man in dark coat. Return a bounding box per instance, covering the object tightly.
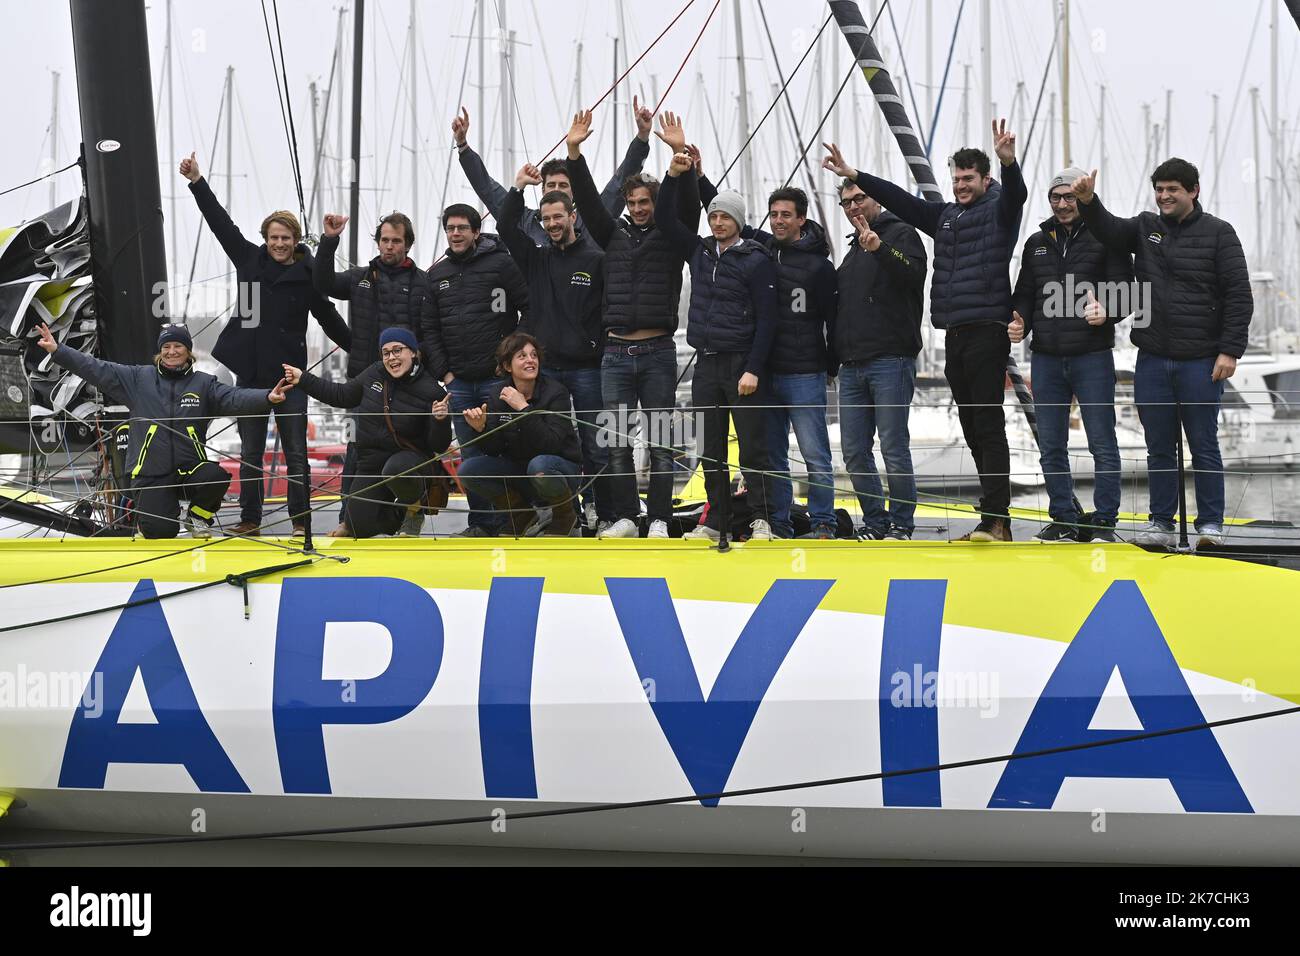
[179,152,350,536]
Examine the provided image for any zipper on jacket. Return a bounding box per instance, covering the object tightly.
[186,425,206,463]
[131,423,159,479]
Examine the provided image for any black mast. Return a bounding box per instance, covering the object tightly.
[70,0,167,364]
[349,0,365,267]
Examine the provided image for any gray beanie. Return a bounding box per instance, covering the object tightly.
[1049,166,1088,196]
[707,190,747,228]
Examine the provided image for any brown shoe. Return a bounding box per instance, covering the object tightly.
[543,499,578,536]
[328,522,352,538]
[229,521,261,537]
[967,517,1012,542]
[292,521,307,536]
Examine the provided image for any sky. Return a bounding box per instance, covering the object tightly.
[2,0,1298,312]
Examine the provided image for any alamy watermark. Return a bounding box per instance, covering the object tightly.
[1042,276,1151,327]
[889,665,1000,718]
[0,665,104,717]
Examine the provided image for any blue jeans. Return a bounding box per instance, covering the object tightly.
[1030,350,1121,524]
[767,372,836,536]
[601,345,678,524]
[448,375,506,530]
[838,357,918,534]
[544,366,612,521]
[1134,351,1225,526]
[457,454,581,506]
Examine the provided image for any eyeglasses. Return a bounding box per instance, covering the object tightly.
[380,346,410,358]
[1049,192,1077,205]
[444,223,475,233]
[839,195,869,208]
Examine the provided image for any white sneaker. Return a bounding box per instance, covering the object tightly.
[184,512,214,539]
[1195,522,1225,547]
[584,503,598,531]
[648,519,670,538]
[1134,520,1176,547]
[683,524,720,540]
[749,518,773,540]
[599,517,639,538]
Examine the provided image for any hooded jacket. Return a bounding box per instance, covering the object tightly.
[51,345,273,482]
[188,176,351,386]
[855,161,1028,329]
[1011,215,1135,356]
[296,359,451,466]
[422,233,528,381]
[750,219,839,375]
[1079,196,1253,359]
[498,188,606,369]
[313,233,436,378]
[834,210,928,364]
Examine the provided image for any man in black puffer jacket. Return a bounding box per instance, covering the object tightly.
[693,181,838,540]
[1010,167,1135,544]
[566,110,700,539]
[313,210,435,535]
[422,203,528,536]
[824,121,1028,542]
[1074,158,1253,548]
[284,328,451,539]
[499,162,611,531]
[834,180,928,541]
[179,153,350,536]
[656,151,779,541]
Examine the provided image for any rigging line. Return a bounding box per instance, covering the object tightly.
[1016,9,1061,163]
[307,32,342,225]
[715,12,838,188]
[259,0,296,200]
[754,1,832,229]
[0,161,79,199]
[8,701,1298,852]
[924,0,966,159]
[650,0,723,114]
[438,2,479,218]
[181,83,228,321]
[885,0,928,156]
[532,0,701,165]
[271,0,309,225]
[1211,0,1266,202]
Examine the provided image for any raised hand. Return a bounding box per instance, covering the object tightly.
[1071,168,1098,205]
[281,363,303,386]
[322,214,349,238]
[268,377,294,404]
[851,214,880,252]
[1083,288,1106,326]
[566,110,594,157]
[463,403,488,432]
[685,143,704,176]
[452,107,470,147]
[821,142,855,180]
[667,151,692,178]
[515,163,542,190]
[992,118,1017,166]
[633,94,653,141]
[654,111,686,153]
[1008,311,1026,343]
[35,322,57,354]
[179,151,201,183]
[431,394,450,420]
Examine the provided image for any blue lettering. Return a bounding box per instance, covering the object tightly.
[479,578,544,799]
[605,578,833,806]
[59,580,247,792]
[273,578,443,794]
[879,580,946,807]
[989,580,1252,812]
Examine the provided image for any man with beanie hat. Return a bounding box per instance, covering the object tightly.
[1009,166,1135,543]
[656,150,779,541]
[37,321,293,538]
[825,120,1028,542]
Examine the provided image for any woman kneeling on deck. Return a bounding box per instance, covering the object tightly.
[457,333,584,536]
[37,322,291,538]
[282,328,451,538]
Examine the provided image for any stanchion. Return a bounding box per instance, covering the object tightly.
[1175,400,1190,551]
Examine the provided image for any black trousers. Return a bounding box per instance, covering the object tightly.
[348,450,428,538]
[236,377,309,525]
[691,351,771,529]
[131,461,231,539]
[943,323,1011,517]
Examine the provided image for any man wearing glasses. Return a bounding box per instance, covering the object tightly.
[422,204,529,536]
[833,180,927,540]
[1009,167,1134,543]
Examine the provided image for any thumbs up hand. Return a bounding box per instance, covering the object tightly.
[1083,288,1106,326]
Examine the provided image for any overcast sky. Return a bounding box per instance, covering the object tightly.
[2,0,1297,297]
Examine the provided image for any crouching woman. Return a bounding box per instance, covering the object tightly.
[458,333,583,536]
[282,328,451,538]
